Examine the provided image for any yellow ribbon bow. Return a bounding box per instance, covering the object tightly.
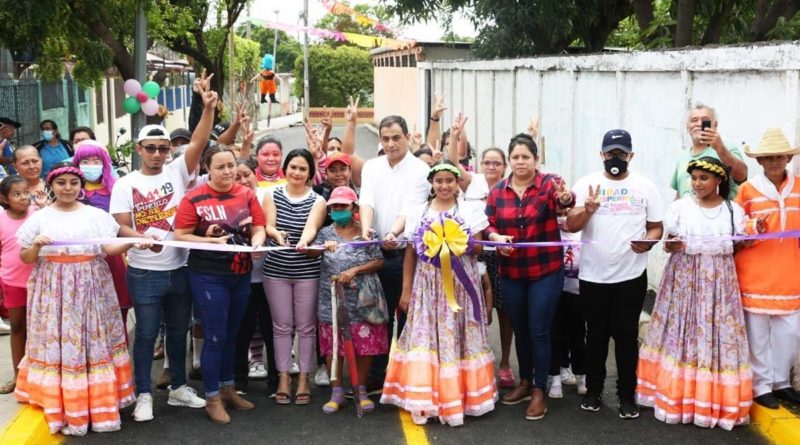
[422,218,470,313]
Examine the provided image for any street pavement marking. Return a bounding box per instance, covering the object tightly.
[399,410,430,445]
[0,405,62,445]
[751,403,800,444]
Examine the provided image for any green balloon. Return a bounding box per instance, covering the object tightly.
[123,96,141,114]
[142,81,160,99]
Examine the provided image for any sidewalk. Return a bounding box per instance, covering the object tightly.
[254,111,303,138]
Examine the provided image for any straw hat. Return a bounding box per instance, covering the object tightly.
[745,128,800,158]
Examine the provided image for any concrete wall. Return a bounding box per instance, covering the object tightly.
[373,67,421,129]
[419,42,800,288]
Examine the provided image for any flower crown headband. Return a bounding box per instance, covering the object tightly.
[687,159,727,178]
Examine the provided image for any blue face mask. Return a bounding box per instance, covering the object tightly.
[330,209,353,226]
[79,164,103,183]
[41,130,54,141]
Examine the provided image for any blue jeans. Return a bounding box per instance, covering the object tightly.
[501,269,564,389]
[127,266,192,395]
[369,252,406,382]
[189,271,251,397]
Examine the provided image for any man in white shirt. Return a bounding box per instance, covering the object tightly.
[359,115,430,393]
[567,129,664,420]
[110,83,217,422]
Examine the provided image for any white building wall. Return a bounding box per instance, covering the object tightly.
[419,42,800,289]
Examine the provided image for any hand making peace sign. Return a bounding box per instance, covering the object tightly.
[584,184,601,214]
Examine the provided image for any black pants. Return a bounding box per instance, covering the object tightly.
[234,283,277,385]
[579,271,646,402]
[260,93,279,104]
[549,291,587,376]
[369,252,406,382]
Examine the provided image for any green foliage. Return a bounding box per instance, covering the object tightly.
[293,45,373,107]
[236,25,302,73]
[315,2,396,47]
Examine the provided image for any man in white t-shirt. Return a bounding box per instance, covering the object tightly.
[359,115,430,394]
[110,84,218,422]
[567,129,664,420]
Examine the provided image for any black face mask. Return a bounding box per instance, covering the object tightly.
[604,157,628,176]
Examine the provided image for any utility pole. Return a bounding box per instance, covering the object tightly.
[302,0,310,118]
[132,1,147,170]
[272,10,279,73]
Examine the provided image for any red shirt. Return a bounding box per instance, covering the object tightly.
[485,172,574,281]
[175,183,266,275]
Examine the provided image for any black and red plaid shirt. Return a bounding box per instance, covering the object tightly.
[485,172,574,281]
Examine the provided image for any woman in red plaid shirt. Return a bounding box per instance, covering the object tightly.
[485,134,575,421]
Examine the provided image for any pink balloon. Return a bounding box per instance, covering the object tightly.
[124,79,142,96]
[142,99,160,116]
[136,91,149,103]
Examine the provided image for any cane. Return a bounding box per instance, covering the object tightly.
[330,276,338,383]
[335,279,363,418]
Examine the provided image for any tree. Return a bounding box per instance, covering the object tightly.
[388,0,800,57]
[0,0,247,95]
[293,45,373,107]
[315,2,396,47]
[236,26,302,73]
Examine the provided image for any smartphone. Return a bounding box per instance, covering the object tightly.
[701,119,712,131]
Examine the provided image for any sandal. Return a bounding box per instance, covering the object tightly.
[498,367,516,388]
[275,372,292,405]
[357,385,375,413]
[0,380,15,395]
[295,373,311,405]
[322,387,346,414]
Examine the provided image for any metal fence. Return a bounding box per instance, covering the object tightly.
[0,79,41,146]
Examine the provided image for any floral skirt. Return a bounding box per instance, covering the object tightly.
[380,258,497,427]
[636,253,752,430]
[15,258,135,436]
[318,321,388,356]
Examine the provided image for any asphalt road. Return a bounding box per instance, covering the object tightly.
[65,125,768,445]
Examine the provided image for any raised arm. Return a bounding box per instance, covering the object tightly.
[342,96,365,187]
[184,78,218,174]
[426,94,446,150]
[447,113,473,192]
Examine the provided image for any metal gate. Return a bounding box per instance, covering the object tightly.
[0,79,41,146]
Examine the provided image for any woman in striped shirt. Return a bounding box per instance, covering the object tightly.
[262,149,327,405]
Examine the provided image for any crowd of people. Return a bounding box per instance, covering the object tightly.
[0,72,799,436]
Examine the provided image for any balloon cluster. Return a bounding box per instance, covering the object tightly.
[122,79,161,116]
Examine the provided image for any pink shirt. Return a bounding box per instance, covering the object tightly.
[0,208,34,288]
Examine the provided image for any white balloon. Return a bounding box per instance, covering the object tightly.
[123,79,142,96]
[142,99,160,116]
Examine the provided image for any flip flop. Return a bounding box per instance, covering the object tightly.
[0,380,15,395]
[294,392,311,405]
[274,392,291,405]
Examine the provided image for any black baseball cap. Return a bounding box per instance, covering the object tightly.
[601,129,632,153]
[170,128,192,142]
[0,117,21,128]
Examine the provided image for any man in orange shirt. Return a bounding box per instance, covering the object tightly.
[735,128,800,409]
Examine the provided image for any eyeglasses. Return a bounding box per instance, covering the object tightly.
[142,144,171,154]
[481,161,503,167]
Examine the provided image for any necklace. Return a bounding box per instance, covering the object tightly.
[694,196,723,219]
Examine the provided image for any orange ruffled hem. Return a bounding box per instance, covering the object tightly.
[14,346,135,435]
[380,350,497,426]
[636,355,752,430]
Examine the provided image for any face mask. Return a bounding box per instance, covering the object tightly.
[41,130,54,141]
[80,164,103,182]
[604,157,628,177]
[330,209,353,226]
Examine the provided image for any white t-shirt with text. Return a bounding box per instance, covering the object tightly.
[573,170,664,284]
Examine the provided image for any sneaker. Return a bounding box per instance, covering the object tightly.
[133,393,154,422]
[576,375,587,395]
[580,394,602,412]
[289,362,300,375]
[560,367,577,386]
[168,385,206,408]
[548,378,563,399]
[618,400,640,419]
[314,365,330,387]
[249,362,268,380]
[0,318,10,335]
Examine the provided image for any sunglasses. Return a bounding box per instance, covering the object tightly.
[142,144,171,154]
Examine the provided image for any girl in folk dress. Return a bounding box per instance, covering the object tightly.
[380,161,497,427]
[15,162,142,436]
[636,157,752,429]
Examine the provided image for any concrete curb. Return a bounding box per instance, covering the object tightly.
[0,405,61,445]
[751,403,800,444]
[363,123,379,136]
